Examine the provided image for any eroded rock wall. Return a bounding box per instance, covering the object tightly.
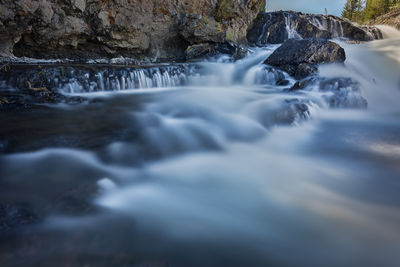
[0,0,265,60]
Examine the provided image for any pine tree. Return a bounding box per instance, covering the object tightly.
[342,0,400,22]
[342,0,363,21]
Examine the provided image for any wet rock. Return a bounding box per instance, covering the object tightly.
[294,63,318,81]
[247,11,382,45]
[276,79,290,86]
[255,67,288,86]
[288,76,368,108]
[261,98,312,127]
[319,77,368,108]
[361,25,384,40]
[185,42,249,60]
[289,77,316,92]
[265,39,346,80]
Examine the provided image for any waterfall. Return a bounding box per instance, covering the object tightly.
[42,48,290,95]
[312,16,344,38]
[330,18,344,38]
[283,12,302,40]
[257,13,272,45]
[56,66,196,94]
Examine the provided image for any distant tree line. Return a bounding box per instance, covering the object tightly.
[341,0,400,22]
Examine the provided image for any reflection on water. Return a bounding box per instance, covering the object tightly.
[1,28,400,267]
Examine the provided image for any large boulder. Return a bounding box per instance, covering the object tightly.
[247,11,383,45]
[0,0,265,61]
[265,39,346,80]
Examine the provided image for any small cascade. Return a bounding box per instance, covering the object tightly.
[311,17,324,29]
[371,26,400,64]
[192,47,288,87]
[243,65,286,86]
[257,13,272,45]
[0,48,294,95]
[329,18,344,38]
[283,12,302,40]
[310,16,345,38]
[57,65,197,94]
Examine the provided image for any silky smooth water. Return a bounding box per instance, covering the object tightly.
[1,28,400,267]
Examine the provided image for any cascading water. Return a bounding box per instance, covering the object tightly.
[283,12,303,40]
[308,15,345,38]
[57,65,197,94]
[371,25,400,64]
[1,26,400,267]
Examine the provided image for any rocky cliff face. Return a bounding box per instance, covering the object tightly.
[373,7,400,30]
[0,0,265,61]
[247,11,383,45]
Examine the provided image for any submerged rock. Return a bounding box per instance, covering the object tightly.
[265,39,346,80]
[247,11,383,45]
[289,77,368,109]
[319,77,368,108]
[259,98,313,128]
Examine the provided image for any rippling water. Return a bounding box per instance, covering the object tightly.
[1,29,400,267]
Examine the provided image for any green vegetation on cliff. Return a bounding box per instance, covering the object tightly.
[342,0,400,22]
[215,0,266,21]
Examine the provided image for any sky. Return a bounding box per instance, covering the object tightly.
[268,0,347,16]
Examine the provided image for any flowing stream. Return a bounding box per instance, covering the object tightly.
[1,28,400,267]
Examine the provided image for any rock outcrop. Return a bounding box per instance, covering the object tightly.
[247,11,383,45]
[265,39,346,80]
[0,0,265,61]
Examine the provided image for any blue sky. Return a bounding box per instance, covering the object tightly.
[268,0,347,16]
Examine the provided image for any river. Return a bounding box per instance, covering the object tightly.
[0,27,400,267]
